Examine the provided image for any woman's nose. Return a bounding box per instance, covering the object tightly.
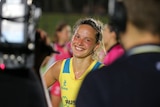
[77,39,83,45]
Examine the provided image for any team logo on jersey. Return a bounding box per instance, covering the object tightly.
[63,80,67,86]
[62,80,68,90]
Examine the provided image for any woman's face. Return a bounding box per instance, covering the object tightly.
[58,25,71,42]
[71,24,99,58]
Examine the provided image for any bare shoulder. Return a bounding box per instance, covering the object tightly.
[52,60,63,69]
[43,60,64,87]
[47,60,64,76]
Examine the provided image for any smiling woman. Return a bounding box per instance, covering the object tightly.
[71,24,98,58]
[43,18,104,107]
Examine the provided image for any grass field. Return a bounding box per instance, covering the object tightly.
[38,13,108,39]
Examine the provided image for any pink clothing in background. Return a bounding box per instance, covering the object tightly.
[53,43,72,61]
[103,44,124,66]
[50,81,61,96]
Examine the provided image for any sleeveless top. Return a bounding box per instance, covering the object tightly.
[59,58,103,107]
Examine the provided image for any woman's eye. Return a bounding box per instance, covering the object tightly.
[86,39,91,42]
[75,35,80,38]
[87,39,90,42]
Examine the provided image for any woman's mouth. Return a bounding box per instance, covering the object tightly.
[75,46,84,51]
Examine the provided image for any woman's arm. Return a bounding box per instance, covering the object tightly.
[43,60,62,88]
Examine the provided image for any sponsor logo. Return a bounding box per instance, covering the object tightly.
[63,96,75,106]
[62,80,68,90]
[65,100,76,105]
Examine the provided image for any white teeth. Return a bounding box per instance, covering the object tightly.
[75,46,83,51]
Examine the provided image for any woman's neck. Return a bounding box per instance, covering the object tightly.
[72,57,94,79]
[58,39,68,46]
[72,57,93,71]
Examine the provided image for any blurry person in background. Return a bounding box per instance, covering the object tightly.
[43,18,104,107]
[76,0,160,107]
[41,22,72,107]
[102,22,124,65]
[50,22,72,65]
